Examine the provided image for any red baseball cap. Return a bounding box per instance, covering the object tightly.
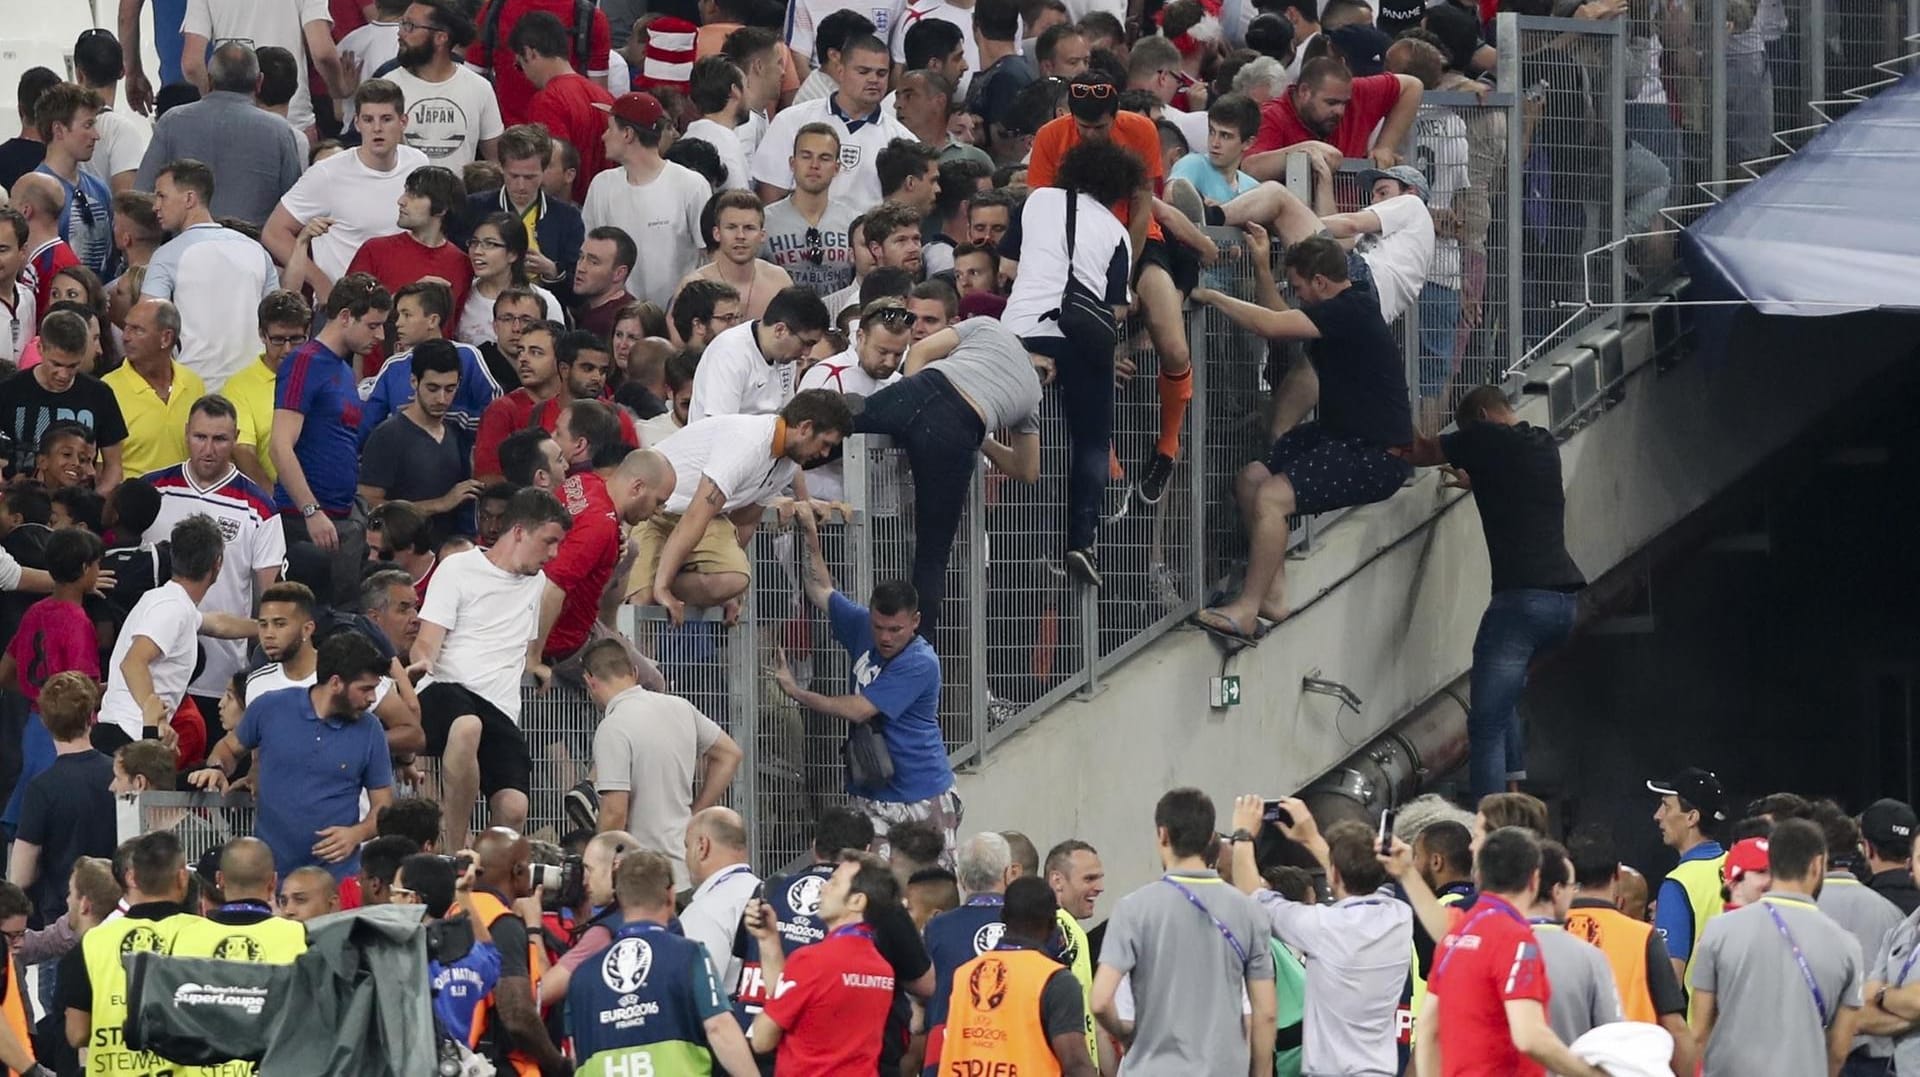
[1723,836,1770,884]
[594,92,665,129]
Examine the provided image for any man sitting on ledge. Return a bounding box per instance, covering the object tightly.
[1188,231,1413,643]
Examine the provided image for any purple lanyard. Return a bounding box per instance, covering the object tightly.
[1763,900,1830,1023]
[1433,899,1529,981]
[1898,937,1920,988]
[829,923,875,941]
[1161,877,1248,966]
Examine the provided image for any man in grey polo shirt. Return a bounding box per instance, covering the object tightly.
[1859,872,1920,1076]
[1092,788,1278,1077]
[133,42,304,227]
[1525,841,1624,1044]
[1691,817,1865,1077]
[1811,805,1904,1075]
[1228,794,1409,1077]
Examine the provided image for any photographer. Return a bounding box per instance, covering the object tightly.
[391,854,503,1060]
[464,828,570,1077]
[540,830,639,1007]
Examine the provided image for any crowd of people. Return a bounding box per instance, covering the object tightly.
[0,0,1859,1072]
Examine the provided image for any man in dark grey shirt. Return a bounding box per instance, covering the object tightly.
[1091,788,1277,1077]
[1812,808,1904,1070]
[1692,818,1865,1077]
[133,42,304,227]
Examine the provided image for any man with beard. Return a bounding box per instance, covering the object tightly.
[475,324,640,481]
[533,404,673,667]
[358,341,482,537]
[191,632,397,880]
[526,330,643,448]
[823,203,923,319]
[387,0,503,169]
[1244,56,1423,174]
[239,581,424,759]
[676,191,794,321]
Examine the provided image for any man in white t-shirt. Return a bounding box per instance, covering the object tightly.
[411,487,571,850]
[796,299,910,500]
[96,514,260,751]
[892,0,980,82]
[686,285,832,425]
[750,34,913,210]
[624,390,852,623]
[241,581,425,756]
[73,29,152,195]
[181,0,344,137]
[684,56,752,191]
[265,80,431,298]
[144,160,282,390]
[143,396,286,732]
[387,0,506,167]
[581,92,712,307]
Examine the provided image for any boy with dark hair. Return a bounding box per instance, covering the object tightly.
[49,486,103,533]
[1168,92,1263,206]
[0,528,104,835]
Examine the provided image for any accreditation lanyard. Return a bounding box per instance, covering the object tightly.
[1161,877,1248,966]
[1433,898,1530,982]
[1763,899,1830,1023]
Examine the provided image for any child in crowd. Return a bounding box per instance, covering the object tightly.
[49,485,104,533]
[1168,93,1263,207]
[0,528,105,832]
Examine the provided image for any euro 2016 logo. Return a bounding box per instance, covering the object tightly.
[787,874,825,918]
[967,958,1010,1012]
[971,922,1004,955]
[602,938,654,994]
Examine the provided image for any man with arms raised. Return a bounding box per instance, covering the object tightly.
[411,489,571,849]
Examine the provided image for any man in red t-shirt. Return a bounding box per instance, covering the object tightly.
[746,851,900,1076]
[1247,56,1424,175]
[509,11,615,201]
[525,330,642,448]
[1418,827,1610,1077]
[532,399,672,663]
[474,325,642,480]
[343,164,474,373]
[466,0,611,127]
[1024,74,1222,507]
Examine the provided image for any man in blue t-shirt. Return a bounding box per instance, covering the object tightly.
[188,632,396,878]
[773,503,959,862]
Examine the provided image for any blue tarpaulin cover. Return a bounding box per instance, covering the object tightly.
[1682,72,1920,317]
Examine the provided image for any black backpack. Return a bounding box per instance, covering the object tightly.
[478,0,598,75]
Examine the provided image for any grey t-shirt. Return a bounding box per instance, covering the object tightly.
[1818,874,1906,1058]
[1868,906,1920,1076]
[761,196,858,298]
[1101,871,1275,1076]
[1533,924,1623,1046]
[591,684,726,890]
[1691,894,1865,1077]
[934,318,1043,436]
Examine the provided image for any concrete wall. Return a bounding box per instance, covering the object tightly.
[957,308,1920,896]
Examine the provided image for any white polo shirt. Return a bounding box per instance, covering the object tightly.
[685,319,799,425]
[657,413,800,515]
[748,94,913,210]
[143,222,282,390]
[98,581,204,740]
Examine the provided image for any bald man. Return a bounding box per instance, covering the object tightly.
[176,836,309,961]
[542,829,641,1006]
[12,172,79,316]
[277,865,338,923]
[468,828,570,1075]
[104,297,206,475]
[682,807,761,989]
[534,443,676,670]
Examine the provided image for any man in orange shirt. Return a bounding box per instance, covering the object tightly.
[1020,74,1218,507]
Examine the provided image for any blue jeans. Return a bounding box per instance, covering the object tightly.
[1468,589,1578,800]
[1030,334,1111,551]
[855,369,987,639]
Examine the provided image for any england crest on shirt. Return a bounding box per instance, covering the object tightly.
[840,144,863,172]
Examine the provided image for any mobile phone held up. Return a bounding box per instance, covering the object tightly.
[1378,808,1398,856]
[1262,800,1293,827]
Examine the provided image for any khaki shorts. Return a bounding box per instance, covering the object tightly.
[627,512,750,597]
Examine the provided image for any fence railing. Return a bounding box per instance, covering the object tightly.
[129,9,1916,875]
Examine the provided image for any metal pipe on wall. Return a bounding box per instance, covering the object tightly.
[1298,675,1473,830]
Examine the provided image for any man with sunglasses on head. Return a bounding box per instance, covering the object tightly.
[1023,72,1214,510]
[387,0,503,168]
[759,123,856,298]
[797,299,911,501]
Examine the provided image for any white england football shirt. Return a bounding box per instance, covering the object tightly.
[143,464,287,698]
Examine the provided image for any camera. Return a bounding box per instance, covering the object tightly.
[531,855,586,911]
[435,853,475,874]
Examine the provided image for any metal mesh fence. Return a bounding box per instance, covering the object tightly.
[109,4,1910,879]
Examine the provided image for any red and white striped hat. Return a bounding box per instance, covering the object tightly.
[635,16,697,93]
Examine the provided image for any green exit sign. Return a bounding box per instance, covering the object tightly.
[1210,676,1242,708]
